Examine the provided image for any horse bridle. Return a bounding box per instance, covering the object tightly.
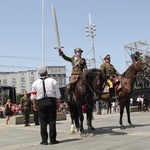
[84,72,101,100]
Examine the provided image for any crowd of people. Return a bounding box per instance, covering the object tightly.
[136,94,149,112]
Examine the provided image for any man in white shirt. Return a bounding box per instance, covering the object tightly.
[137,95,143,112]
[31,65,61,145]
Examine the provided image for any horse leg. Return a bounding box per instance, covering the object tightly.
[119,105,125,129]
[86,107,95,131]
[86,107,95,137]
[110,103,112,114]
[126,102,134,128]
[74,113,80,132]
[77,106,87,136]
[68,102,80,133]
[70,112,76,134]
[107,107,109,114]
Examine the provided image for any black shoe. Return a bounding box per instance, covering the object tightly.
[40,141,48,145]
[24,124,30,127]
[50,140,59,145]
[35,123,40,126]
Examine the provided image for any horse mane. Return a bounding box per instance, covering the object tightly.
[122,64,133,77]
[85,68,99,76]
[85,68,104,77]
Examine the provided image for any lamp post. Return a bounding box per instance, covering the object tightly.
[85,13,96,68]
[42,0,45,65]
[86,13,100,114]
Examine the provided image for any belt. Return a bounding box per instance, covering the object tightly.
[38,97,56,101]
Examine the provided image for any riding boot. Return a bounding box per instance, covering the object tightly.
[109,88,116,102]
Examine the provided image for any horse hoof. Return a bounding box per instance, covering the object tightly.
[120,126,125,130]
[88,132,95,137]
[70,131,75,134]
[130,124,135,128]
[80,132,88,137]
[91,127,95,130]
[76,128,80,132]
[88,127,95,131]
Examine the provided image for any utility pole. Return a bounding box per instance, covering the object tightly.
[85,13,100,114]
[85,13,96,68]
[42,0,45,65]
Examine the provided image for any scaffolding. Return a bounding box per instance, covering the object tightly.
[124,39,150,89]
[124,39,150,66]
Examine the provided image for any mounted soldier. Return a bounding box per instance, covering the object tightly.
[58,47,88,101]
[100,54,120,101]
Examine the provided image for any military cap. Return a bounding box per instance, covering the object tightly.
[104,54,111,60]
[74,47,83,53]
[37,65,47,76]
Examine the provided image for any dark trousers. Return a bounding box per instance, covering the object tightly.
[38,97,57,143]
[0,111,4,118]
[33,109,39,124]
[138,102,142,112]
[23,109,30,125]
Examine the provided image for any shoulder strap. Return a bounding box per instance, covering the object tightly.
[41,77,48,98]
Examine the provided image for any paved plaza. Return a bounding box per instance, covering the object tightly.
[0,111,150,150]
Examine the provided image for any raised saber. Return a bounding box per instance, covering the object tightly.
[52,4,64,56]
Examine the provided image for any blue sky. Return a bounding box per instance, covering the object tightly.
[0,0,150,82]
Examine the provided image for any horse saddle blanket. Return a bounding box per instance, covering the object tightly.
[103,77,122,93]
[70,75,79,84]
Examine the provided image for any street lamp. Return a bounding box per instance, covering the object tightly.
[42,0,45,65]
[85,13,96,68]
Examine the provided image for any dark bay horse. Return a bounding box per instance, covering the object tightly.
[100,59,147,129]
[67,68,104,136]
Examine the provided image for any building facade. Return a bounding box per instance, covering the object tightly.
[0,66,66,94]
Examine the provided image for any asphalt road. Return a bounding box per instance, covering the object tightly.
[0,111,150,150]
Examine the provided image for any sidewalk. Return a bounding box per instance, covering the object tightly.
[1,112,150,150]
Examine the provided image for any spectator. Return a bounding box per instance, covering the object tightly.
[5,99,13,124]
[32,100,40,126]
[15,105,19,115]
[143,94,149,112]
[18,104,22,115]
[130,98,133,106]
[95,101,101,115]
[0,104,5,118]
[137,95,143,112]
[112,102,116,113]
[20,90,32,126]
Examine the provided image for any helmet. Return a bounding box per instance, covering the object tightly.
[74,47,83,53]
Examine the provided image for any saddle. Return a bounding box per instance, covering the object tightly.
[68,74,85,94]
[70,75,79,84]
[103,76,122,93]
[67,75,85,104]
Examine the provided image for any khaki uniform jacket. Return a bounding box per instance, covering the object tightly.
[100,62,120,78]
[20,96,31,110]
[61,52,87,75]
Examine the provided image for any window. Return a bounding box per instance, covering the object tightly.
[21,83,26,88]
[12,78,16,84]
[21,77,25,82]
[3,79,7,85]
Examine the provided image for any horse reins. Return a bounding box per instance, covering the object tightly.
[84,73,101,108]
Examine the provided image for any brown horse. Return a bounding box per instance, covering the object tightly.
[100,59,147,129]
[67,68,104,136]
